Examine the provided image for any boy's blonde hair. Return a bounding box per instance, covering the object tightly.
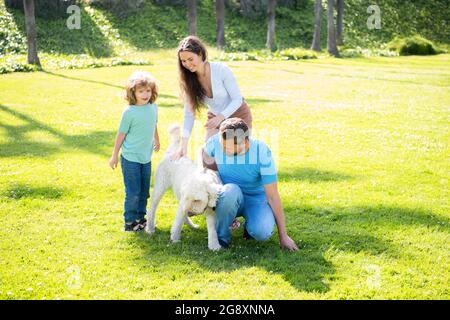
[125,71,159,105]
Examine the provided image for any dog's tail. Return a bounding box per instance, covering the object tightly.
[166,124,182,156]
[168,124,181,145]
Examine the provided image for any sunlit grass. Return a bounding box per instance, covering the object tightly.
[0,52,449,299]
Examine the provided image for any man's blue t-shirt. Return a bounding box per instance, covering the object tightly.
[204,134,277,196]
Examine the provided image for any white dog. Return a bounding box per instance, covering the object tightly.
[145,125,223,250]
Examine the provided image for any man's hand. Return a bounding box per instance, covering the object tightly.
[109,155,118,170]
[205,114,225,129]
[279,234,299,252]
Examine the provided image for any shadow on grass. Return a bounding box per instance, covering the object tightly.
[278,167,354,183]
[244,97,282,107]
[42,70,124,89]
[3,183,67,200]
[328,73,449,87]
[41,71,178,103]
[128,203,448,295]
[0,104,114,158]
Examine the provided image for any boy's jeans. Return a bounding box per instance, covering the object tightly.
[120,155,151,223]
[215,183,275,248]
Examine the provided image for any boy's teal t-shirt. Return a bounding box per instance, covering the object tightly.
[204,134,278,196]
[118,103,157,164]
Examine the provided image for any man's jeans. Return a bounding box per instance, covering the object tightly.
[120,155,151,223]
[215,183,275,247]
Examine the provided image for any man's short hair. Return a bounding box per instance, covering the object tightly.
[219,118,250,145]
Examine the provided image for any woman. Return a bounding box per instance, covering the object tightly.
[171,36,252,166]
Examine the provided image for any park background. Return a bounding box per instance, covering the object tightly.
[0,0,449,299]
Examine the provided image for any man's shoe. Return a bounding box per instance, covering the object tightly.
[243,227,254,240]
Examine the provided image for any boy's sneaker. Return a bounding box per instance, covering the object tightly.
[124,219,146,232]
[136,218,147,230]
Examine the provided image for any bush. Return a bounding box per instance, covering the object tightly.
[0,5,27,55]
[0,56,39,74]
[213,48,317,61]
[340,47,399,58]
[0,53,151,74]
[387,35,441,56]
[279,48,317,60]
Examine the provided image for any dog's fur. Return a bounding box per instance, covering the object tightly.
[145,125,223,250]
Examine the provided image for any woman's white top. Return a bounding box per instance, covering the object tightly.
[182,61,243,138]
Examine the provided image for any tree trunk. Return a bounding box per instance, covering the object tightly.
[336,0,344,45]
[310,0,322,52]
[187,0,197,36]
[216,0,225,49]
[23,0,41,67]
[327,0,339,57]
[266,0,276,51]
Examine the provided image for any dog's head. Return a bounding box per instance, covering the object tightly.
[180,169,222,216]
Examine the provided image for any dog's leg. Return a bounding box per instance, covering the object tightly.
[170,205,185,242]
[184,215,199,229]
[205,208,221,251]
[145,169,169,235]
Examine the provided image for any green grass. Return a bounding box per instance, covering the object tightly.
[0,51,449,299]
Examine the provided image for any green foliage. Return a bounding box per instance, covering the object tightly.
[4,0,81,19]
[343,0,449,48]
[387,35,442,56]
[0,0,448,74]
[0,3,26,55]
[0,56,39,74]
[87,0,145,19]
[279,48,317,60]
[340,47,399,58]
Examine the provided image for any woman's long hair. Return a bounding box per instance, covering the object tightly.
[177,36,208,115]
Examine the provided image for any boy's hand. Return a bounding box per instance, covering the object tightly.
[109,155,118,169]
[153,140,160,152]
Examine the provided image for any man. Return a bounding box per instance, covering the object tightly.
[204,118,298,251]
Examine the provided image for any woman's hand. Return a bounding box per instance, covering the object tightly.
[170,145,187,161]
[205,114,225,129]
[279,234,299,252]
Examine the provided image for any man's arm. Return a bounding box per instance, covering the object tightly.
[264,182,299,251]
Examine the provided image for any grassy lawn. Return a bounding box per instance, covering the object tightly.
[0,51,449,299]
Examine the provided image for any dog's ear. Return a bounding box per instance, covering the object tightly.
[181,197,192,214]
[206,183,221,208]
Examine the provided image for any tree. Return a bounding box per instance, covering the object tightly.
[266,0,276,51]
[187,0,197,36]
[23,0,41,67]
[336,0,344,45]
[310,0,322,52]
[327,0,339,57]
[216,0,225,49]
